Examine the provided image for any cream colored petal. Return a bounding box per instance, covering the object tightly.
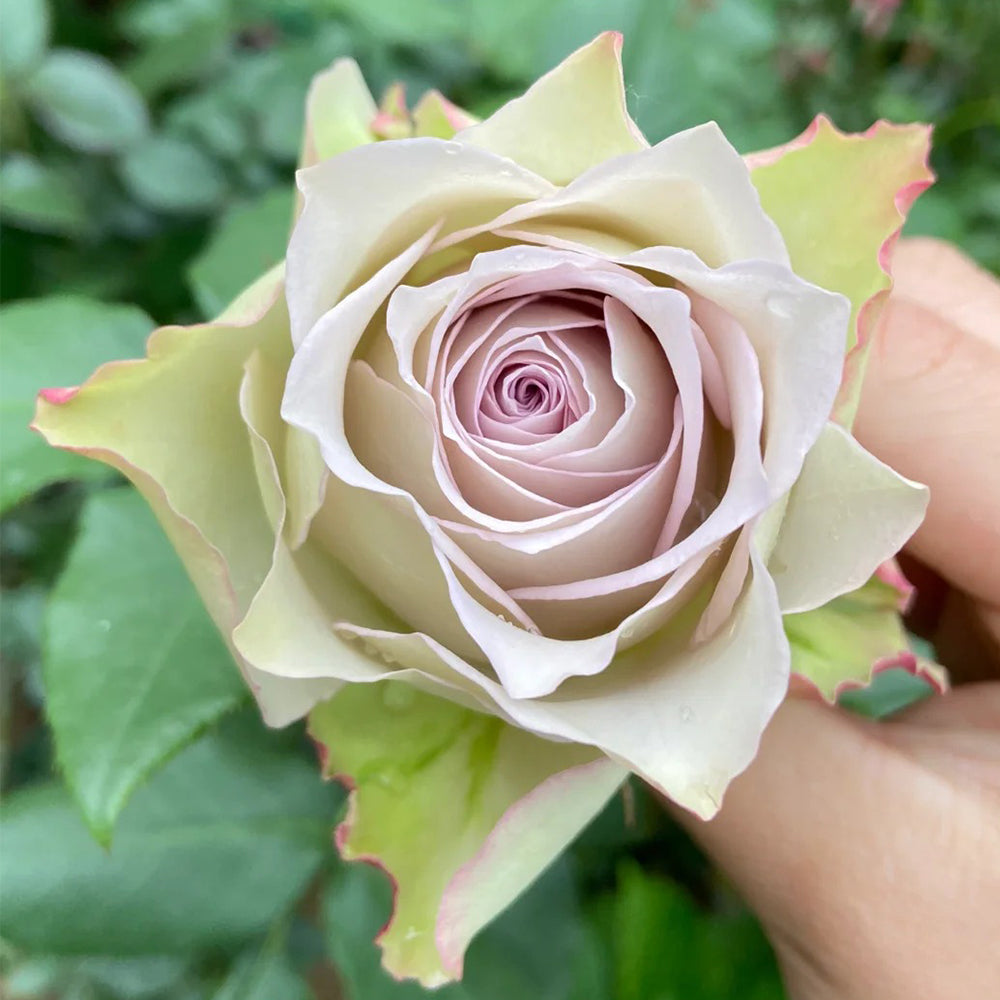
[769,422,928,614]
[620,247,848,499]
[283,424,328,548]
[442,410,681,595]
[238,350,286,534]
[456,32,646,184]
[288,139,553,345]
[232,540,480,726]
[440,122,788,267]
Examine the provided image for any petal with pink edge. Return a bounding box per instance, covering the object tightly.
[786,573,945,701]
[457,32,646,185]
[309,682,624,987]
[33,268,287,656]
[747,115,933,425]
[412,89,478,138]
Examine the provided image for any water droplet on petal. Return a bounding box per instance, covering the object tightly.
[374,765,408,794]
[765,292,794,320]
[442,141,461,155]
[382,683,416,712]
[680,705,694,723]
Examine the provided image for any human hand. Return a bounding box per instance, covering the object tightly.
[676,238,1000,1000]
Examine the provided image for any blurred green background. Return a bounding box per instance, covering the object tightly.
[0,1,996,998]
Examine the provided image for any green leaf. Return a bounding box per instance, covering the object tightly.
[24,49,149,153]
[118,134,228,213]
[0,153,88,235]
[73,956,190,999]
[324,862,444,1000]
[0,296,154,511]
[610,861,782,1000]
[324,859,590,999]
[167,90,249,161]
[0,712,340,955]
[187,187,293,318]
[120,0,232,96]
[328,0,464,47]
[838,667,935,719]
[310,682,622,987]
[624,0,787,150]
[466,0,561,83]
[44,487,248,843]
[0,0,51,80]
[212,947,311,1000]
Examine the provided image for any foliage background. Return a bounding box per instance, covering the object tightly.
[1,1,996,997]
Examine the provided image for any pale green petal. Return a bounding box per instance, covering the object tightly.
[457,32,646,184]
[239,349,289,534]
[342,550,788,822]
[310,683,624,986]
[232,540,394,726]
[298,58,377,170]
[785,575,932,701]
[748,116,933,425]
[412,90,478,138]
[371,82,410,139]
[33,270,288,636]
[283,423,328,548]
[768,422,928,614]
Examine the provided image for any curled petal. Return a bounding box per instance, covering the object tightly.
[768,421,928,614]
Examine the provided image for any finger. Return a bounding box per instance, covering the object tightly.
[854,239,1000,610]
[671,695,1000,999]
[890,237,1000,346]
[901,556,1000,682]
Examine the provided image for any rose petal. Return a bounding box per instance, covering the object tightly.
[768,421,928,613]
[34,268,288,629]
[288,139,554,346]
[457,32,646,185]
[441,122,789,268]
[298,59,377,172]
[748,116,933,425]
[329,548,788,820]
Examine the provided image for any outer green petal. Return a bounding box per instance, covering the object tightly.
[786,575,946,702]
[32,269,287,644]
[748,116,933,425]
[458,32,646,184]
[371,82,411,140]
[412,90,478,139]
[769,421,928,614]
[298,58,377,170]
[310,683,624,987]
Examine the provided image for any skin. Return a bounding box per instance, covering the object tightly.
[678,239,1000,999]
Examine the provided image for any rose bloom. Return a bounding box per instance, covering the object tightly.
[37,35,937,985]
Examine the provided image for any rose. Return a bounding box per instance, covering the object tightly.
[36,35,937,985]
